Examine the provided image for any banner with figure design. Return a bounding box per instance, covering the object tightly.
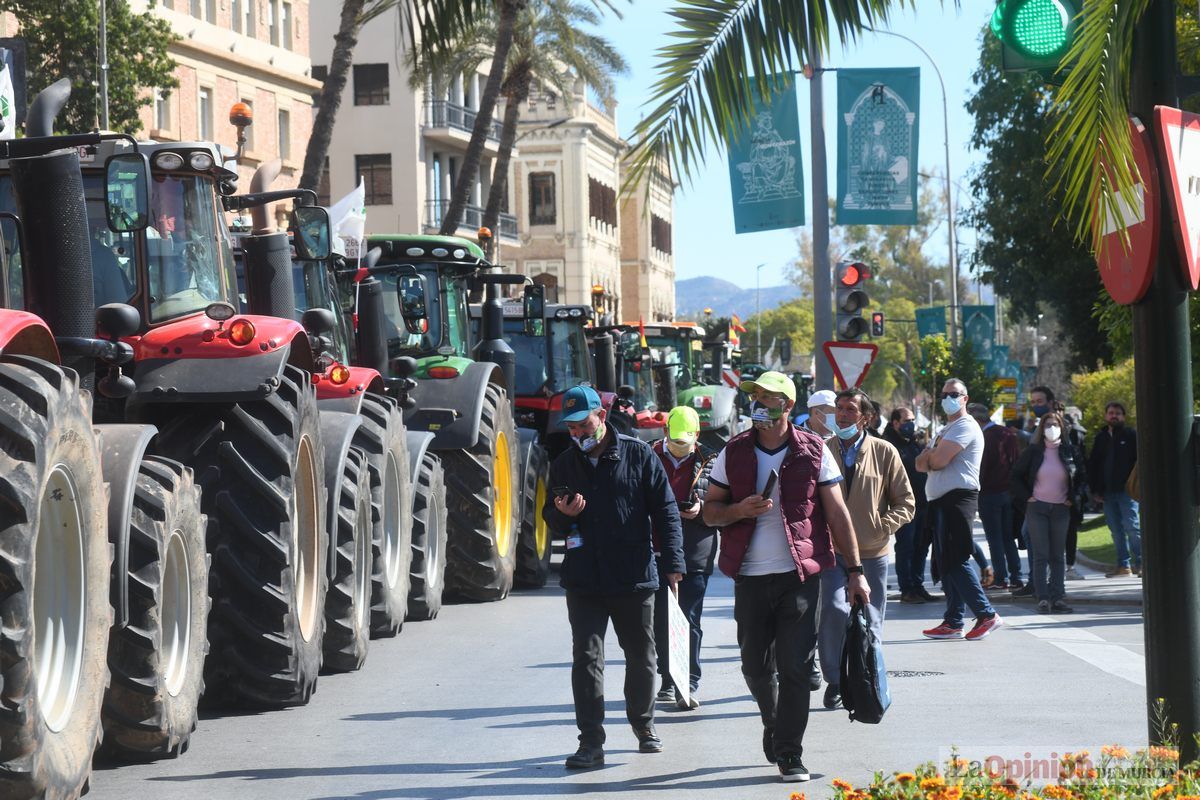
[836,68,920,225]
[726,74,805,233]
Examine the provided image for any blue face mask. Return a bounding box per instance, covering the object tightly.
[899,421,916,439]
[833,420,860,440]
[1032,404,1051,418]
[942,396,963,415]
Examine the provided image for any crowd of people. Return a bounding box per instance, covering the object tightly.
[540,376,1139,783]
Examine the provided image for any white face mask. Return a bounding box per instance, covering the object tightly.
[941,396,962,415]
[1043,425,1062,444]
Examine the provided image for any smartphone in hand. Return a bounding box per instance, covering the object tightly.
[553,486,578,503]
[760,469,779,499]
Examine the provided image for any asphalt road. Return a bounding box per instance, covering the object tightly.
[88,555,1148,800]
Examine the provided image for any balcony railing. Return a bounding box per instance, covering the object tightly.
[425,199,518,242]
[423,100,505,143]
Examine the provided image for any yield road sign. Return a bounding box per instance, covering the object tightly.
[823,341,878,389]
[1096,116,1159,304]
[1154,106,1200,290]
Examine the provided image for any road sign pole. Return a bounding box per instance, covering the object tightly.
[810,36,834,390]
[1130,0,1200,760]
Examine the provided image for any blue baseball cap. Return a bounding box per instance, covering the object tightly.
[561,385,602,423]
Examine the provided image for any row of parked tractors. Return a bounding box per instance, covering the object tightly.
[0,81,746,800]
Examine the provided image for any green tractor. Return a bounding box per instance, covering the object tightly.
[344,234,537,603]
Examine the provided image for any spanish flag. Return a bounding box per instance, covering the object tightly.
[639,318,648,348]
[729,314,747,347]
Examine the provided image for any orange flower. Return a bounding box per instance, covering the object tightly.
[790,794,807,800]
[922,776,948,791]
[1154,785,1177,799]
[896,773,917,784]
[1101,745,1130,759]
[946,785,964,800]
[833,779,855,792]
[1086,769,1098,780]
[1151,748,1182,762]
[1175,795,1200,800]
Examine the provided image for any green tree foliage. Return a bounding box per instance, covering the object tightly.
[742,298,815,367]
[962,30,1109,371]
[1070,358,1136,438]
[9,0,178,134]
[918,335,994,413]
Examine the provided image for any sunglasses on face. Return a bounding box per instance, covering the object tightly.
[941,391,964,399]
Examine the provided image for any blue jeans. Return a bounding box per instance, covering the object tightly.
[1027,500,1069,602]
[894,505,928,593]
[654,573,710,693]
[979,491,1022,583]
[1104,491,1142,568]
[932,501,995,628]
[818,554,888,685]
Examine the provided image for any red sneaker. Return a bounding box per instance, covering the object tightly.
[966,613,1004,641]
[922,623,964,640]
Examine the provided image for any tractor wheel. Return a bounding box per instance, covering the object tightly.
[0,356,110,800]
[101,457,209,760]
[406,452,448,621]
[514,444,552,588]
[354,394,414,637]
[148,365,328,708]
[321,447,373,672]
[442,383,519,602]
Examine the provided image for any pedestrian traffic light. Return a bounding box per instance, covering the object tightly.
[991,0,1079,75]
[871,312,885,337]
[835,261,870,342]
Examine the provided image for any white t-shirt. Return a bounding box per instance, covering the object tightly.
[709,438,842,576]
[924,415,985,500]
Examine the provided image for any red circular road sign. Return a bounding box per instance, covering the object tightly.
[1096,116,1159,305]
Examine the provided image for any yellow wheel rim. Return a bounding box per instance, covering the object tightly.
[534,476,550,560]
[493,431,514,557]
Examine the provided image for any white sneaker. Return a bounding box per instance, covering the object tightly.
[1065,567,1084,581]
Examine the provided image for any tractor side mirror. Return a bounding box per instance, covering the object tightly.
[104,153,150,233]
[397,274,428,335]
[291,205,331,260]
[301,307,336,335]
[619,330,642,361]
[95,303,142,339]
[522,283,544,336]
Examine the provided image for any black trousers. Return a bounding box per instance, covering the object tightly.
[566,589,657,746]
[734,571,820,758]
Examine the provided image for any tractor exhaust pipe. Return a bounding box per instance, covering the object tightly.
[592,333,616,393]
[356,277,389,375]
[26,78,71,137]
[10,148,96,389]
[248,159,282,234]
[240,159,296,320]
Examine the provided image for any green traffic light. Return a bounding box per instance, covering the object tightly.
[993,0,1077,60]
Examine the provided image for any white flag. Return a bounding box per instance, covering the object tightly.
[329,178,366,258]
[0,55,15,141]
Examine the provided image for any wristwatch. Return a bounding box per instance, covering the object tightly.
[844,564,864,576]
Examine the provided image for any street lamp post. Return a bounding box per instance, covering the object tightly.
[755,262,765,361]
[869,28,958,347]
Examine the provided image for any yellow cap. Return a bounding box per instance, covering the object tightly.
[667,406,701,441]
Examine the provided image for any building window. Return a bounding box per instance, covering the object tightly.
[588,177,617,228]
[277,109,290,160]
[198,87,213,140]
[356,154,392,205]
[231,0,241,32]
[311,65,327,103]
[281,2,292,49]
[353,64,389,106]
[189,0,200,16]
[239,99,254,150]
[268,0,278,45]
[529,172,555,225]
[651,214,672,255]
[206,0,215,22]
[155,89,171,132]
[317,157,330,206]
[162,0,173,8]
[245,0,256,37]
[546,92,557,109]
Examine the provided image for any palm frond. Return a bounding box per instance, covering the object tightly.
[623,0,915,195]
[1045,0,1150,253]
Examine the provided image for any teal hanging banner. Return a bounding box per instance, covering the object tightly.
[987,344,1011,378]
[915,306,946,339]
[727,74,805,233]
[836,67,920,225]
[962,304,997,362]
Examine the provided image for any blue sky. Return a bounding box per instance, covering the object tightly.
[596,3,996,290]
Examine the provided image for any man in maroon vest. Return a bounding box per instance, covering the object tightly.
[703,371,869,784]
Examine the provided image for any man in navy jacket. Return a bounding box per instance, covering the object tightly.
[542,385,684,770]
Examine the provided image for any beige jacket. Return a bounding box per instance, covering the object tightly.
[828,434,915,559]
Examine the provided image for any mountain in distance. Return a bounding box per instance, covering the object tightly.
[675,276,803,320]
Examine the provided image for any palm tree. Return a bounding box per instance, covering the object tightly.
[408,0,627,255]
[300,0,493,192]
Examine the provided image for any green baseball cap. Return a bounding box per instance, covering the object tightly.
[667,406,701,441]
[739,370,796,402]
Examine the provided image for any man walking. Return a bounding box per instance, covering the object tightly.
[703,371,870,782]
[650,406,718,710]
[542,386,684,769]
[1088,402,1141,577]
[918,379,1003,641]
[969,403,1023,591]
[818,389,914,710]
[883,407,934,603]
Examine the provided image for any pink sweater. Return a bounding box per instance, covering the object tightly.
[1032,444,1069,505]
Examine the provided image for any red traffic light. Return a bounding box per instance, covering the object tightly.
[839,262,869,286]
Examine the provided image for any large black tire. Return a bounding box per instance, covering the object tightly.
[514,443,551,588]
[442,383,520,602]
[0,356,110,800]
[354,394,414,637]
[406,452,448,621]
[101,457,209,760]
[321,447,373,672]
[145,365,328,708]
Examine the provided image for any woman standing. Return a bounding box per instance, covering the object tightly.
[1010,411,1086,614]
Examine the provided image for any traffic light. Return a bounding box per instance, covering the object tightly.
[835,261,870,341]
[991,0,1079,75]
[871,312,885,337]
